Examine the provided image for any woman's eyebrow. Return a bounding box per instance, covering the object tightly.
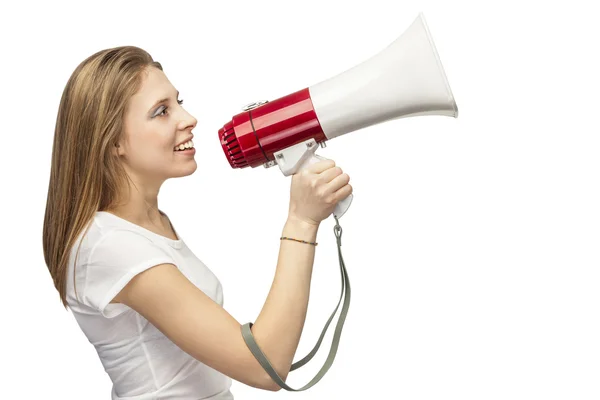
[149,90,180,112]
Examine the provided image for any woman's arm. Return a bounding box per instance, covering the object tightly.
[112,215,319,392]
[248,214,319,385]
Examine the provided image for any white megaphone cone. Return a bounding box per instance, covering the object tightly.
[310,12,458,140]
[219,13,458,219]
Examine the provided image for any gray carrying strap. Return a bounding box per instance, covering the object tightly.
[241,216,350,391]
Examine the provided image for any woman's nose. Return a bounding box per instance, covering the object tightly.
[178,109,197,131]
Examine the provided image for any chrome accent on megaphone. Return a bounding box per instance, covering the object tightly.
[242,100,269,111]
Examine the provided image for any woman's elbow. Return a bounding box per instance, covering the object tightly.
[264,382,283,392]
[259,370,286,392]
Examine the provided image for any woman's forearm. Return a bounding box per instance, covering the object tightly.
[251,215,320,385]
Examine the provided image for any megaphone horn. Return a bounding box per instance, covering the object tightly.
[219,12,458,219]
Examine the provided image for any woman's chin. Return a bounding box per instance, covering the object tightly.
[174,161,198,177]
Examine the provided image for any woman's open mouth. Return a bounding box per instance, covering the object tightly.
[174,140,195,155]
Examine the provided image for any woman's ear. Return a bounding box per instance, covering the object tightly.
[113,142,122,156]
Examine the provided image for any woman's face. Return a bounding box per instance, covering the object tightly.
[117,66,198,185]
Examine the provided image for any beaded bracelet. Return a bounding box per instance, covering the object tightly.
[280,236,318,246]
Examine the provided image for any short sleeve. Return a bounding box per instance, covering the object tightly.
[84,229,176,318]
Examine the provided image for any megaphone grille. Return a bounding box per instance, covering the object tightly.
[218,88,327,170]
[219,121,248,169]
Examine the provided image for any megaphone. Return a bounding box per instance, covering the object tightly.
[219,12,458,220]
[219,12,458,392]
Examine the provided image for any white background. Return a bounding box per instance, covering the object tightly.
[1,0,599,399]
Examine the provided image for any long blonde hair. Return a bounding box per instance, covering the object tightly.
[43,46,163,309]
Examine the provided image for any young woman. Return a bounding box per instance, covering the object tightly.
[42,46,352,399]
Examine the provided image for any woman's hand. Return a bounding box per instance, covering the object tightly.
[287,159,352,227]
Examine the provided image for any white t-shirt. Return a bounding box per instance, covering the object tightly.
[66,211,234,400]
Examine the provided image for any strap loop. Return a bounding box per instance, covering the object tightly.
[240,216,351,391]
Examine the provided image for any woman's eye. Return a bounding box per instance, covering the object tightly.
[154,99,183,118]
[154,106,167,117]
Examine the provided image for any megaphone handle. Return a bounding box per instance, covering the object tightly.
[241,216,351,391]
[302,153,354,220]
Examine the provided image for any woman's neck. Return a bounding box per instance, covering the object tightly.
[107,180,164,227]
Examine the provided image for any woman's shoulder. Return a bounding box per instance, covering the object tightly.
[67,212,177,316]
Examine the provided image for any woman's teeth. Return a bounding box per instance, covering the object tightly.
[174,139,194,151]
